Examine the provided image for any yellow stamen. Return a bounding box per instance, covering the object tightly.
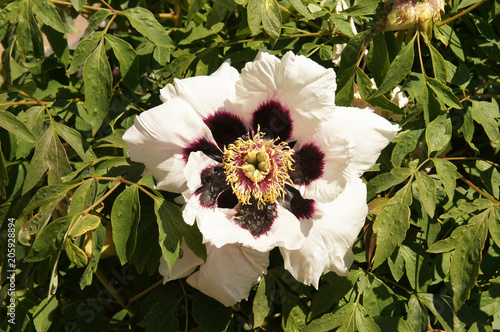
[223,132,294,208]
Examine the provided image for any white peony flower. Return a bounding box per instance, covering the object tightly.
[123,51,399,306]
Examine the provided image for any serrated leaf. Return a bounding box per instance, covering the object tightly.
[32,0,66,33]
[83,41,112,136]
[111,185,140,265]
[105,34,140,92]
[65,238,88,267]
[372,182,413,268]
[33,296,58,332]
[433,159,460,201]
[25,216,73,262]
[0,110,38,143]
[451,209,489,310]
[426,77,463,109]
[123,7,174,47]
[426,113,452,154]
[82,10,111,38]
[253,275,273,327]
[372,35,415,98]
[69,214,100,238]
[416,171,437,218]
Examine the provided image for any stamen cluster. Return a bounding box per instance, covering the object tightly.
[223,133,294,208]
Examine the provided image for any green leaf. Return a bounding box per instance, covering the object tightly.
[69,179,97,215]
[426,77,463,109]
[16,4,44,67]
[24,216,73,262]
[427,225,469,253]
[71,0,85,11]
[415,171,437,218]
[372,35,415,98]
[0,146,7,199]
[372,182,413,268]
[122,7,174,47]
[33,296,59,332]
[23,126,71,193]
[426,113,452,154]
[53,122,95,163]
[289,0,313,19]
[0,110,38,143]
[67,32,102,75]
[190,293,233,332]
[373,317,413,332]
[451,209,489,310]
[248,0,282,38]
[153,197,183,273]
[253,275,273,328]
[83,41,112,136]
[471,100,500,146]
[65,238,88,267]
[111,185,140,265]
[335,72,355,106]
[342,0,381,16]
[433,159,460,201]
[435,24,465,61]
[362,274,397,316]
[428,42,448,82]
[82,10,111,38]
[400,244,432,291]
[139,298,180,332]
[187,0,209,23]
[355,304,381,332]
[388,248,405,281]
[418,293,464,332]
[391,127,425,167]
[68,214,101,238]
[80,224,106,289]
[367,167,414,199]
[32,0,66,33]
[284,305,307,332]
[305,303,356,332]
[319,45,333,61]
[489,206,500,247]
[105,34,140,92]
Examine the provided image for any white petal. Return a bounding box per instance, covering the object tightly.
[160,61,239,118]
[122,99,216,192]
[331,107,399,176]
[187,243,269,306]
[183,196,304,252]
[183,151,220,191]
[159,240,205,282]
[280,178,368,288]
[234,51,337,140]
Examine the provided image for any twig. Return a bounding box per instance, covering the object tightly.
[437,0,488,27]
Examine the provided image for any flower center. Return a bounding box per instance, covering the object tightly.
[223,133,294,208]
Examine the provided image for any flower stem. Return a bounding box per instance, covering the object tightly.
[459,174,500,205]
[437,0,488,27]
[180,279,189,332]
[81,179,121,214]
[127,279,163,306]
[95,267,137,316]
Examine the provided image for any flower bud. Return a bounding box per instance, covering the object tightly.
[383,0,444,39]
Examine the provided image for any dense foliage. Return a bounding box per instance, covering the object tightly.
[0,0,499,331]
